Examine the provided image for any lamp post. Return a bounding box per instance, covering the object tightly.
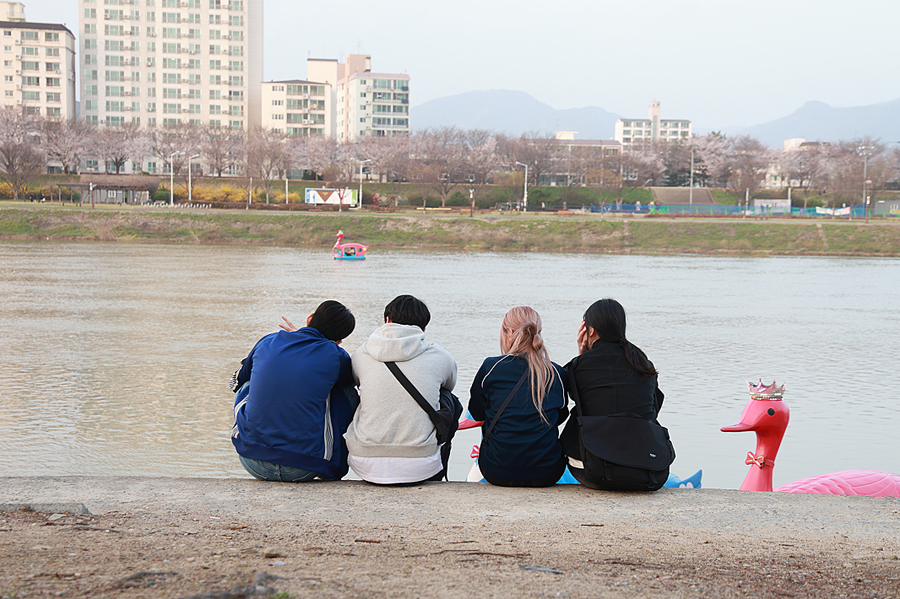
[515,161,528,212]
[689,143,694,208]
[88,165,95,210]
[355,158,371,208]
[187,154,200,204]
[857,145,872,223]
[169,150,184,206]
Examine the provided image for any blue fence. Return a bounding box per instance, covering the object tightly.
[589,203,882,218]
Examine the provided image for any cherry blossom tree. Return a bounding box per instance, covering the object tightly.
[0,106,44,201]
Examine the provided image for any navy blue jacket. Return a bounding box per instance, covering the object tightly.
[231,327,356,480]
[467,355,569,483]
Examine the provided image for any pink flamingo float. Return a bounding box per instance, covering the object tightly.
[332,230,368,261]
[722,380,900,496]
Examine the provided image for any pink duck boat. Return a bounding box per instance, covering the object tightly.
[722,380,900,496]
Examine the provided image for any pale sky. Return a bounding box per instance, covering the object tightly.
[29,0,900,129]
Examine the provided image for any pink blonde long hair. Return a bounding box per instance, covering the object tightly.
[500,306,556,424]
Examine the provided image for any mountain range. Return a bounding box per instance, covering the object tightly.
[412,90,900,147]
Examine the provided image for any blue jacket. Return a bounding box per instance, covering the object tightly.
[231,327,356,480]
[467,355,569,483]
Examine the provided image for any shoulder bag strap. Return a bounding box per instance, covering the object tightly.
[385,361,440,426]
[483,369,529,441]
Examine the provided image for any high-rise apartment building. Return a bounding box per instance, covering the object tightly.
[277,54,409,142]
[0,2,76,120]
[78,0,262,130]
[614,101,691,151]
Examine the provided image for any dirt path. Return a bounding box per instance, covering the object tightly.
[2,478,899,598]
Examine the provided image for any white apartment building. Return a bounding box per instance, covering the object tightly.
[260,79,331,137]
[78,0,262,130]
[614,101,691,151]
[294,54,409,142]
[0,9,76,120]
[339,71,409,142]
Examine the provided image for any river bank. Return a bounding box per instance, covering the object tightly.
[2,477,899,598]
[2,206,900,256]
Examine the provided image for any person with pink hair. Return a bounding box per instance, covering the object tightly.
[467,306,569,487]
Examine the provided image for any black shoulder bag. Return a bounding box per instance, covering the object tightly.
[565,362,675,491]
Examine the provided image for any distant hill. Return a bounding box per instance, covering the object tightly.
[413,90,900,147]
[412,90,621,139]
[725,99,900,147]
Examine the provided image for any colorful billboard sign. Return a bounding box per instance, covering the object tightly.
[305,188,358,208]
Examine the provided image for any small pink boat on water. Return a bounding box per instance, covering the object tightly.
[332,230,368,261]
[722,380,900,496]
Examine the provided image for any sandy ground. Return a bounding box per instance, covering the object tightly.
[2,477,899,598]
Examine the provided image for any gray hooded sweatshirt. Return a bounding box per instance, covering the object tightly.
[345,323,457,458]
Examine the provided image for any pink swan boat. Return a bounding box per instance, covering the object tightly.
[332,230,368,261]
[721,380,900,496]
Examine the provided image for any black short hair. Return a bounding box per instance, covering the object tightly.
[308,300,355,341]
[383,295,430,330]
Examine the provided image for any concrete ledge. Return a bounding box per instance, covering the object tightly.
[3,477,899,598]
[2,476,898,537]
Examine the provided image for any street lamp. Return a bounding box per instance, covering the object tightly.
[857,145,871,223]
[689,143,695,208]
[88,165,96,210]
[515,161,528,212]
[169,151,184,206]
[187,154,200,204]
[355,158,371,208]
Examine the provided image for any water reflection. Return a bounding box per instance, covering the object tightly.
[1,241,898,489]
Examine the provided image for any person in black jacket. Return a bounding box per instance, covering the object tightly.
[468,306,569,487]
[560,298,672,491]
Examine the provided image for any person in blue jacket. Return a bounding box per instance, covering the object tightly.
[230,300,358,482]
[467,306,569,487]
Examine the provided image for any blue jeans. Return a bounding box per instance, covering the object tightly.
[239,455,319,482]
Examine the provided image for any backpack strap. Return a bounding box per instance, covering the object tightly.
[483,368,529,442]
[385,361,440,429]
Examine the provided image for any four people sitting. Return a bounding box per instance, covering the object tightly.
[231,296,673,489]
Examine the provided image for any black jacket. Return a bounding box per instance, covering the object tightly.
[560,341,664,458]
[468,355,569,483]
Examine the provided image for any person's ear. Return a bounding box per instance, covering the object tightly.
[334,339,342,345]
[306,313,314,326]
[385,316,392,323]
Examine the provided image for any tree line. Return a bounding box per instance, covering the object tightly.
[2,105,898,208]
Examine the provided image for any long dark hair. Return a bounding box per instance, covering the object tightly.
[583,299,658,378]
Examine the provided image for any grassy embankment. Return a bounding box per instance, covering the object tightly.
[2,205,900,256]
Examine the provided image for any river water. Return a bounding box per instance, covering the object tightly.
[2,240,899,490]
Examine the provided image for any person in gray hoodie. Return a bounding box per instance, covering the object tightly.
[344,295,458,485]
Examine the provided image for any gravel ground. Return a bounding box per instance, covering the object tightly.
[2,477,899,598]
